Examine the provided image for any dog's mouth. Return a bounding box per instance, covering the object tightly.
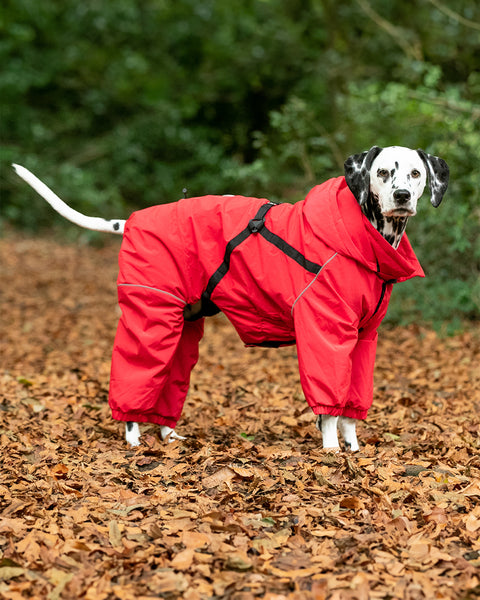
[384,208,416,218]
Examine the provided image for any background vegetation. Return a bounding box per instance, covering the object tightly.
[1,0,479,327]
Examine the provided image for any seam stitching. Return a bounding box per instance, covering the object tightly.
[118,283,186,305]
[291,252,338,316]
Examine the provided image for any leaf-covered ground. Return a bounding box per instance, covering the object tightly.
[1,235,479,600]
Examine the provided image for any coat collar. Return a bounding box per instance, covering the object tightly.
[302,177,425,282]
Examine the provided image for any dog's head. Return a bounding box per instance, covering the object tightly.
[344,146,449,216]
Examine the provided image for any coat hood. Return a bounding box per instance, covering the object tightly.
[302,177,425,282]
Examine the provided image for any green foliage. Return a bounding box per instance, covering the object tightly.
[1,0,479,325]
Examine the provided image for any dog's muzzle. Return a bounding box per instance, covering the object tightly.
[393,189,411,204]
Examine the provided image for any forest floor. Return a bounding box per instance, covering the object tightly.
[0,234,479,600]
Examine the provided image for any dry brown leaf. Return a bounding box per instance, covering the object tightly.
[182,531,211,550]
[465,513,480,533]
[229,465,255,478]
[424,506,449,526]
[0,566,26,581]
[170,548,195,570]
[202,466,235,488]
[108,520,123,548]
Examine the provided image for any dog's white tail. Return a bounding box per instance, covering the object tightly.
[12,164,125,234]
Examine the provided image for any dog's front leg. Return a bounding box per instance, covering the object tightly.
[338,417,359,451]
[316,415,340,450]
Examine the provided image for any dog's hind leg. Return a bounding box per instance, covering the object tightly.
[124,422,186,446]
[316,415,340,450]
[338,417,359,451]
[159,426,186,442]
[125,422,141,446]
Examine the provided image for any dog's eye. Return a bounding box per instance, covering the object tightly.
[377,169,389,179]
[411,169,421,178]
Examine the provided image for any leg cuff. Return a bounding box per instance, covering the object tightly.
[111,410,177,428]
[311,406,368,420]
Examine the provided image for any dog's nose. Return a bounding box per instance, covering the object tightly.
[393,189,411,204]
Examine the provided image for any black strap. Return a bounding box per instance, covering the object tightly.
[372,281,388,319]
[201,202,322,311]
[201,202,276,302]
[258,228,321,274]
[371,277,396,319]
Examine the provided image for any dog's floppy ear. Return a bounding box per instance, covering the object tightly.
[344,146,383,205]
[416,149,449,208]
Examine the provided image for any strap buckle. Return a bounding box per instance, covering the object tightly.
[248,202,275,233]
[248,217,265,233]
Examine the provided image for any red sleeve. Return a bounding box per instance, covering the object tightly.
[293,274,363,418]
[293,266,380,420]
[346,329,378,417]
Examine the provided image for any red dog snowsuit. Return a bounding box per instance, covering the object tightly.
[109,176,424,427]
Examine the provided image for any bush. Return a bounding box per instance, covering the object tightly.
[1,0,479,325]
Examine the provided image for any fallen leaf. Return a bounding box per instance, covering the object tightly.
[0,566,26,581]
[224,552,253,571]
[202,466,235,488]
[465,514,480,533]
[424,506,448,526]
[109,520,123,548]
[170,548,194,570]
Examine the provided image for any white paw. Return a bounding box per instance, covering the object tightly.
[317,414,340,449]
[125,422,141,446]
[159,426,186,443]
[338,416,360,452]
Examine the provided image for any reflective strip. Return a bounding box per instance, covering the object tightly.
[118,283,186,305]
[291,252,338,316]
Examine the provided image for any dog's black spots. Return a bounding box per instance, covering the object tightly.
[344,165,369,205]
[438,164,449,182]
[345,441,352,450]
[390,169,395,178]
[377,214,385,233]
[395,161,399,170]
[344,152,379,206]
[126,421,134,431]
[416,150,450,207]
[393,217,408,233]
[364,192,385,234]
[113,222,120,231]
[384,234,395,245]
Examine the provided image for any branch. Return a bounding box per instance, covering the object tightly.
[407,90,480,120]
[425,0,480,31]
[354,0,423,61]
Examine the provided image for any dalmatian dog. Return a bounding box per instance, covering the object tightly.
[12,146,449,451]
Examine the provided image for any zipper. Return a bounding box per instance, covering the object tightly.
[371,278,397,320]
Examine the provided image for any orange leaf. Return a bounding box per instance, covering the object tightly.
[50,463,69,479]
[170,548,194,570]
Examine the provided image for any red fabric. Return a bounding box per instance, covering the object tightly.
[109,177,424,425]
